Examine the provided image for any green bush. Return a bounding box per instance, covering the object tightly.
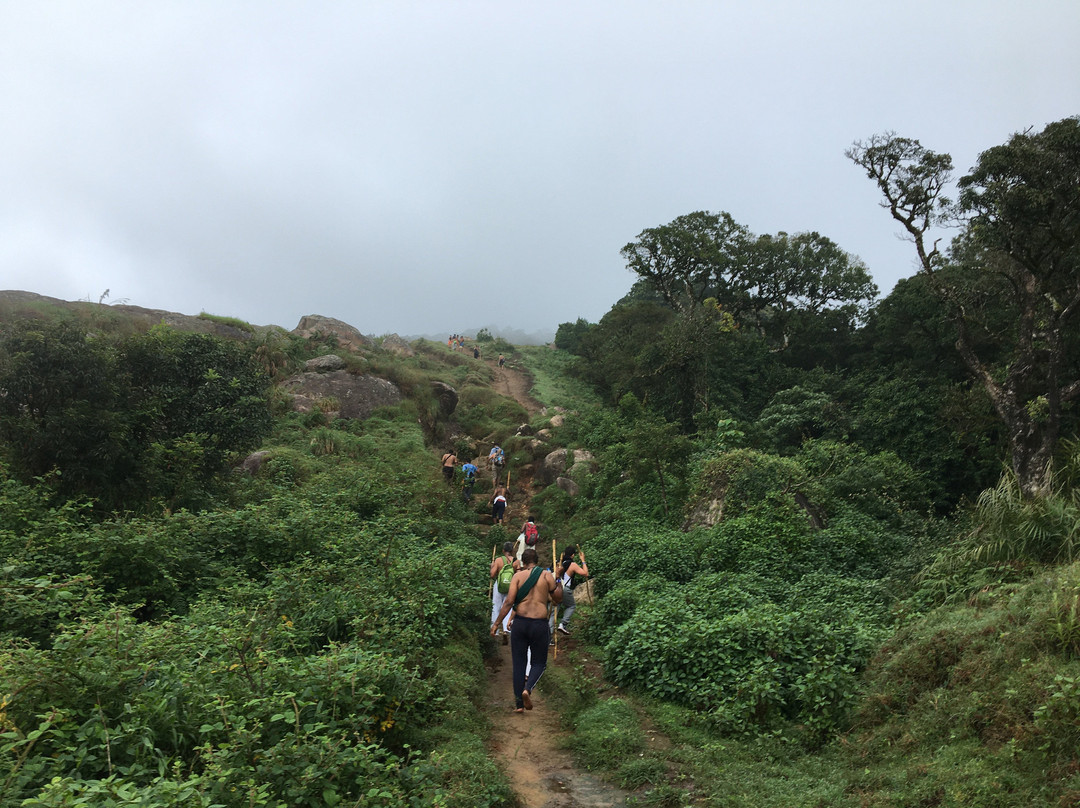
[586,521,701,599]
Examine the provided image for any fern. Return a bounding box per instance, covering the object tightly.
[967,443,1080,564]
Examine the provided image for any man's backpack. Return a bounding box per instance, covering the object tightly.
[496,558,515,594]
[463,464,477,481]
[524,522,539,546]
[492,448,505,466]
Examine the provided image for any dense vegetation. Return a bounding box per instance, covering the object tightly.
[2,116,1078,807]
[0,313,512,807]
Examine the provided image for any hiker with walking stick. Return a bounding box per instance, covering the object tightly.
[553,545,588,637]
[491,547,563,712]
[489,542,517,643]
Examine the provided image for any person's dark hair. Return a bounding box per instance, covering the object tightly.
[521,548,539,566]
[526,516,535,522]
[561,545,576,561]
[503,541,514,554]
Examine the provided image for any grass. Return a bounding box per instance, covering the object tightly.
[536,555,1080,807]
[518,346,601,412]
[198,311,255,332]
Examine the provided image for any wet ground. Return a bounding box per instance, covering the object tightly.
[485,640,629,807]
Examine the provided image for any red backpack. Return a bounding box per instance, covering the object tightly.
[524,522,539,546]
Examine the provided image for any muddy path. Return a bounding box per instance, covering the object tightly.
[484,637,628,808]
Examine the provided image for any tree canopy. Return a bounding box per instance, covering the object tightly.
[849,116,1080,498]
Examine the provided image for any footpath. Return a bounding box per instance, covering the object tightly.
[467,357,630,807]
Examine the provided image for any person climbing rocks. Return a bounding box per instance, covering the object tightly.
[498,353,505,367]
[491,485,508,524]
[461,460,478,502]
[473,346,480,359]
[491,547,563,712]
[490,541,517,643]
[552,545,588,636]
[488,444,505,485]
[520,516,540,548]
[440,450,457,484]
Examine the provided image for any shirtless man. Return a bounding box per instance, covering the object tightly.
[491,548,563,712]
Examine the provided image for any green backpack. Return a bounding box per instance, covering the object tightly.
[496,557,515,594]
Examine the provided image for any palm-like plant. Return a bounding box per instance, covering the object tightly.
[968,441,1080,564]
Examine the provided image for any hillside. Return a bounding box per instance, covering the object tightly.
[1,293,1079,807]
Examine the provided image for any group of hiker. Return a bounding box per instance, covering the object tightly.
[441,443,590,713]
[447,334,484,360]
[440,445,508,513]
[490,525,588,713]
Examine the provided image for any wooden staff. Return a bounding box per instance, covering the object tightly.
[488,544,497,597]
[552,537,558,658]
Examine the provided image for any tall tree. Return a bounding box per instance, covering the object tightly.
[621,212,877,351]
[848,117,1080,497]
[620,211,751,313]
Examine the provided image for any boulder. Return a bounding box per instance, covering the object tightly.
[541,448,570,483]
[292,314,374,351]
[556,476,580,497]
[548,413,566,428]
[238,450,271,475]
[540,447,597,484]
[280,370,402,420]
[304,354,346,372]
[430,381,459,417]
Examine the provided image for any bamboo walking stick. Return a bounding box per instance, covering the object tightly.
[552,537,558,658]
[488,544,497,598]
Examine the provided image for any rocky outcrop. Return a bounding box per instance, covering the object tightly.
[380,334,415,357]
[292,315,374,351]
[280,370,402,420]
[540,448,597,484]
[238,450,272,475]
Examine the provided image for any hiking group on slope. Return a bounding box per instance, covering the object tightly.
[490,531,588,713]
[440,445,591,713]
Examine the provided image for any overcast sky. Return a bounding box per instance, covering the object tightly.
[2,2,1077,340]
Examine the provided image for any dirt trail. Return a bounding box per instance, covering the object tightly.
[488,358,543,417]
[479,355,630,807]
[484,639,626,808]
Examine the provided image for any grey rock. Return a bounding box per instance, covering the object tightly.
[556,476,581,497]
[292,314,374,351]
[281,370,402,420]
[239,450,272,475]
[430,381,459,417]
[381,333,415,356]
[304,354,346,372]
